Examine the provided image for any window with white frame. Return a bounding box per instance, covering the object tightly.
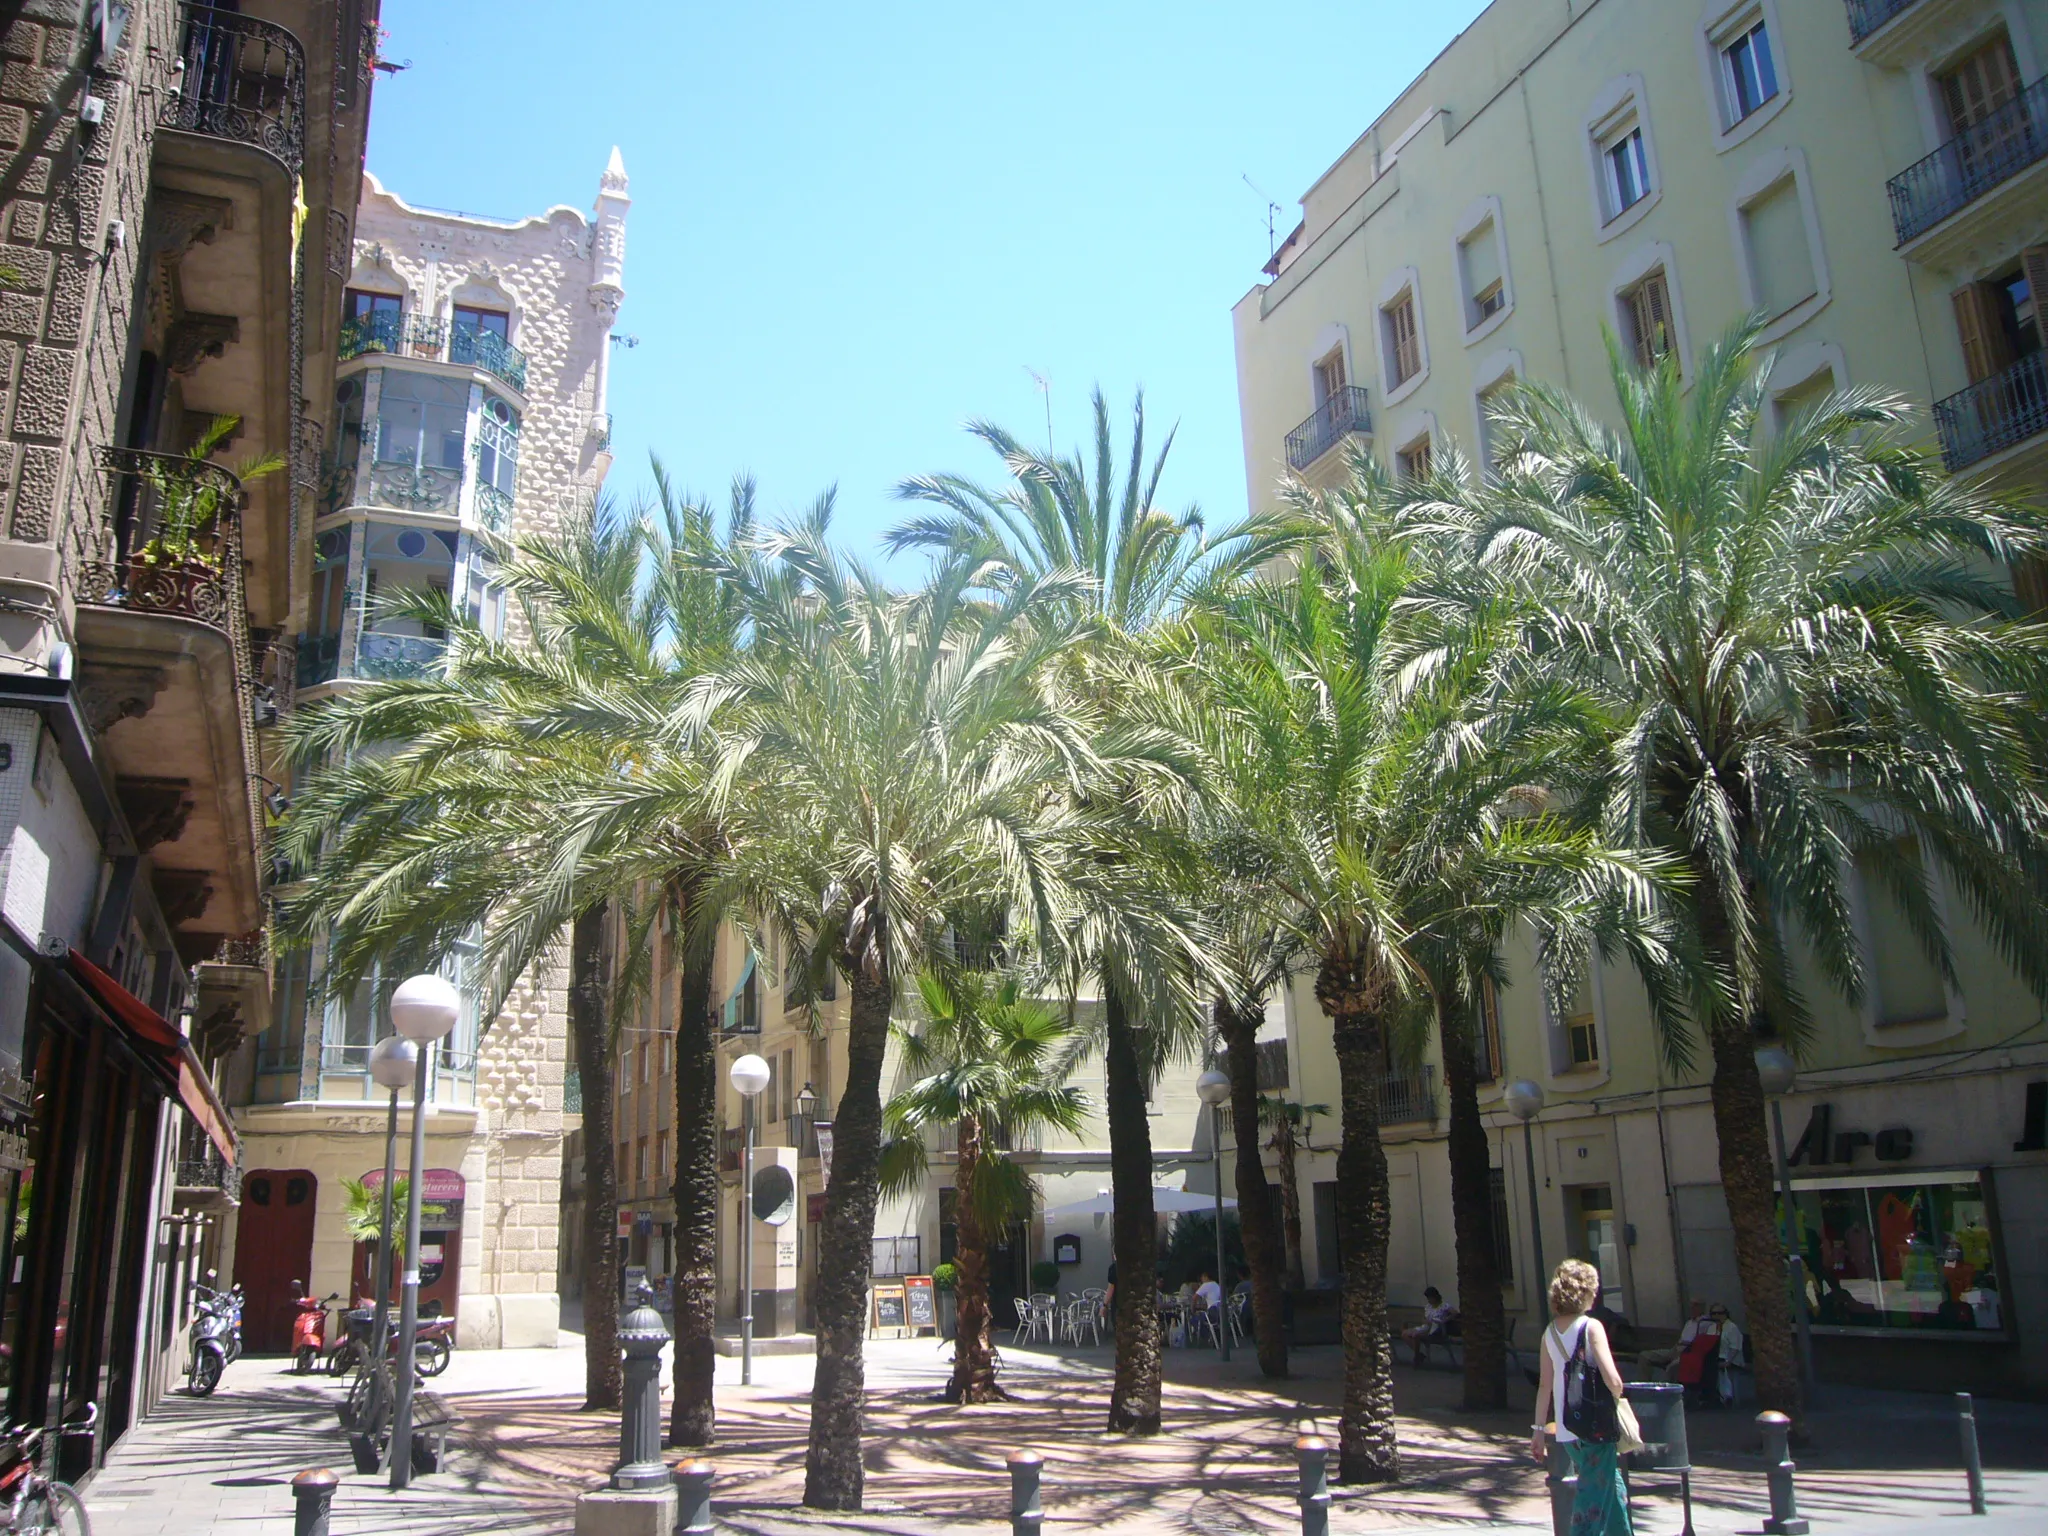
[1383,289,1422,389]
[1459,220,1507,330]
[1717,13,1779,128]
[1601,119,1652,222]
[1740,174,1817,321]
[1545,967,1601,1073]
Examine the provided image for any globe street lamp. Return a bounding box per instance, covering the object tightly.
[1504,1079,1547,1302]
[367,1035,418,1365]
[729,1053,772,1386]
[387,973,460,1491]
[1195,1069,1233,1361]
[1756,1045,1817,1398]
[793,1082,819,1328]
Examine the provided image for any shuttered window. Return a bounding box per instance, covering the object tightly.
[1939,34,2021,137]
[1385,293,1421,386]
[1398,437,1433,481]
[1460,224,1504,327]
[1314,349,1347,404]
[1624,270,1674,370]
[1742,177,1816,320]
[1951,281,2013,383]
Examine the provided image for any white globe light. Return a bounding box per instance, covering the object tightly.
[390,973,461,1043]
[1503,1078,1546,1122]
[369,1034,419,1091]
[729,1052,771,1097]
[1195,1069,1232,1107]
[1754,1046,1798,1098]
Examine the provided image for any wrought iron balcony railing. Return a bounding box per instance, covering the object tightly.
[355,632,446,680]
[475,482,513,533]
[1379,1065,1438,1125]
[198,931,269,969]
[176,1144,244,1202]
[162,4,305,176]
[1887,74,2048,244]
[1285,385,1373,471]
[79,448,247,631]
[366,458,463,515]
[338,312,448,363]
[932,1120,1042,1155]
[296,632,340,688]
[1932,349,2048,470]
[449,323,529,392]
[1844,0,1920,44]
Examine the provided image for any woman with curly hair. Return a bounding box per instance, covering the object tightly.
[1531,1259,1632,1534]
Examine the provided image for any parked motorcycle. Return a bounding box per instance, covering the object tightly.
[187,1282,237,1396]
[220,1281,244,1364]
[329,1299,453,1378]
[290,1285,342,1375]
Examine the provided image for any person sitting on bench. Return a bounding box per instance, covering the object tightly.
[1403,1287,1458,1365]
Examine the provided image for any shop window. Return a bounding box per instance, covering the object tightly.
[1739,175,1817,323]
[1793,1169,2005,1335]
[1856,836,1951,1028]
[1383,290,1422,389]
[1621,269,1675,371]
[1568,1185,1624,1309]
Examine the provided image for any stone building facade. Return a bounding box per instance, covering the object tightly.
[227,156,628,1352]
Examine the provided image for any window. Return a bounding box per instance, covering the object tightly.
[655,1131,668,1186]
[345,289,401,324]
[452,304,509,340]
[1952,250,2048,384]
[636,1138,649,1185]
[1313,348,1347,404]
[1721,18,1778,125]
[1384,292,1421,388]
[1488,1166,1513,1286]
[375,371,469,470]
[1397,436,1433,481]
[1459,223,1505,329]
[1938,33,2021,139]
[618,1142,630,1184]
[1791,1169,2007,1336]
[1741,176,1817,321]
[1547,967,1601,1073]
[476,394,520,498]
[1858,836,1950,1028]
[1254,1037,1289,1091]
[1622,269,1675,370]
[639,1042,650,1085]
[1474,978,1504,1084]
[1476,383,1511,476]
[1603,125,1652,220]
[764,1050,780,1122]
[782,1048,795,1123]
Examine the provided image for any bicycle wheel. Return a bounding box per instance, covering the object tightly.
[20,1481,91,1536]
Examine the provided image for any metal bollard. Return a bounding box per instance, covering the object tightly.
[1544,1431,1575,1536]
[1757,1412,1810,1535]
[1008,1449,1044,1536]
[291,1468,338,1536]
[1957,1393,1987,1515]
[673,1460,715,1536]
[613,1285,672,1491]
[1295,1435,1331,1536]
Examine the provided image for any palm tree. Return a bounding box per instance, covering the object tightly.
[694,520,1107,1508]
[891,388,1230,1433]
[880,970,1088,1403]
[1259,1096,1324,1291]
[340,1174,411,1262]
[1479,320,2048,1427]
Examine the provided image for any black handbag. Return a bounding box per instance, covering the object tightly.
[1561,1324,1618,1442]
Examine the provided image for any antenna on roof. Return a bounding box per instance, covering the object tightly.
[1025,368,1053,456]
[1242,174,1282,259]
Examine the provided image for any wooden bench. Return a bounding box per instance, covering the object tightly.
[408,1390,457,1474]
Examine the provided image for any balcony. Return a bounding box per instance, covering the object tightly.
[160,4,305,177]
[175,1141,243,1209]
[193,930,271,1057]
[1379,1065,1438,1126]
[1888,76,2048,261]
[448,322,530,393]
[1932,350,2048,471]
[338,312,449,364]
[294,630,446,689]
[475,483,514,533]
[1846,0,1985,68]
[1845,0,1918,44]
[933,1120,1043,1156]
[1285,385,1373,472]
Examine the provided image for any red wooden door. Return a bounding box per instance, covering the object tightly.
[233,1169,318,1354]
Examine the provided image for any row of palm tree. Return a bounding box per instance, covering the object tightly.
[276,320,2048,1503]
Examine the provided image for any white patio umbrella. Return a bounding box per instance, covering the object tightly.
[1044,1185,1236,1219]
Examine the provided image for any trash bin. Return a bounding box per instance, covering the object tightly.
[1625,1381,1690,1472]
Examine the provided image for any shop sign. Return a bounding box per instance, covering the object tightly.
[362,1166,466,1228]
[617,1209,635,1239]
[1787,1104,1912,1167]
[806,1192,826,1225]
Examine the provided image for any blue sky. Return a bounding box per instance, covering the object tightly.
[365,1,1490,566]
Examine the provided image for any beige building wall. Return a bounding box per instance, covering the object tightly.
[1233,0,2048,1397]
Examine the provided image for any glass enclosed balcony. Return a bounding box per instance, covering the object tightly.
[325,366,521,527]
[295,521,503,689]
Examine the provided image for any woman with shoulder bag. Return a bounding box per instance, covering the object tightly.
[1530,1259,1639,1535]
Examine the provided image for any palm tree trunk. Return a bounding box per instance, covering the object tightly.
[1320,952,1399,1484]
[804,961,890,1510]
[1272,1116,1307,1290]
[571,905,621,1411]
[1697,875,1804,1433]
[1217,995,1287,1378]
[948,1113,1002,1403]
[1103,984,1162,1433]
[668,884,719,1446]
[1437,990,1506,1411]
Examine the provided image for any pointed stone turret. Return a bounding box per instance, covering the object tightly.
[589,146,628,319]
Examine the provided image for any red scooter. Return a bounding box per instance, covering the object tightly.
[290,1284,342,1374]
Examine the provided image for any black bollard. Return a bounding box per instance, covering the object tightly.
[613,1285,671,1492]
[1008,1450,1044,1536]
[1757,1412,1810,1535]
[673,1460,715,1535]
[291,1468,338,1536]
[1544,1430,1575,1536]
[1957,1393,1987,1515]
[1295,1435,1331,1536]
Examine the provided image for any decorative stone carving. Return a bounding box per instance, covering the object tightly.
[117,776,196,851]
[151,868,215,927]
[165,312,241,375]
[76,663,169,734]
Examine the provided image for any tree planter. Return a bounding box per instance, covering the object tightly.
[938,1290,957,1339]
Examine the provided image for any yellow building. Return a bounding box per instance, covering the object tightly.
[1232,0,2048,1396]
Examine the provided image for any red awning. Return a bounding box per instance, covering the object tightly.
[66,951,237,1162]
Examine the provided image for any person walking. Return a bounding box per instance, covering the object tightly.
[1531,1259,1632,1535]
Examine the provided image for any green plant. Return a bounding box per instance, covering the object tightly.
[1030,1260,1062,1294]
[135,414,282,568]
[341,1174,409,1263]
[931,1262,958,1293]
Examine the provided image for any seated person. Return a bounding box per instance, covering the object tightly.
[1401,1286,1457,1364]
[1639,1300,1705,1372]
[1231,1267,1255,1331]
[1193,1270,1224,1337]
[1668,1302,1742,1404]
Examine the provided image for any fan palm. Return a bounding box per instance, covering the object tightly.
[1478,319,2048,1427]
[880,970,1088,1403]
[691,518,1105,1508]
[341,1174,410,1263]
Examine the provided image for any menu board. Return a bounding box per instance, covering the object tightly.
[871,1282,907,1334]
[904,1274,936,1331]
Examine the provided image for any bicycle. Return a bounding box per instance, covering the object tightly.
[0,1419,91,1536]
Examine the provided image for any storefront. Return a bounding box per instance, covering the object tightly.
[351,1167,466,1319]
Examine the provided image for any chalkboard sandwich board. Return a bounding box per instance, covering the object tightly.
[904,1274,936,1333]
[871,1282,907,1335]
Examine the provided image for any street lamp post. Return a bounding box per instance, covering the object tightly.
[1756,1047,1817,1400]
[1196,1069,1233,1361]
[1504,1080,1547,1304]
[387,974,460,1491]
[728,1053,771,1386]
[367,1035,419,1364]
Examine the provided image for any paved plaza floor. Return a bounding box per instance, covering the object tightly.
[80,1325,2048,1535]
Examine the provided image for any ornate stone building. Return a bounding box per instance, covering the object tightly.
[225,155,628,1351]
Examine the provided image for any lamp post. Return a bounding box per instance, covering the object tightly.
[387,973,460,1491]
[728,1053,771,1386]
[1755,1046,1817,1399]
[1195,1069,1232,1361]
[793,1082,818,1328]
[1504,1080,1547,1305]
[367,1035,418,1363]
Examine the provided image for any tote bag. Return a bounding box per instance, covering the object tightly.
[1561,1324,1619,1443]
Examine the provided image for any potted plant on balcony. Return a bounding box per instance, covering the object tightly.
[123,415,283,620]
